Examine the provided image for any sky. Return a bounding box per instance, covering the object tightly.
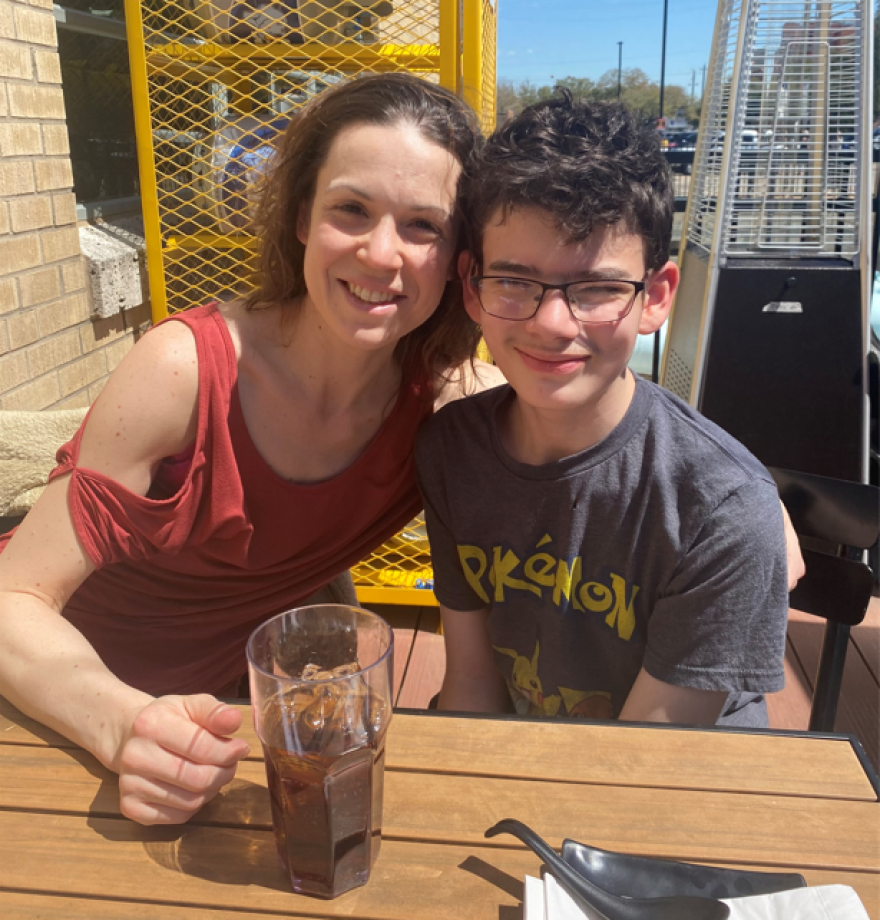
[496,0,720,98]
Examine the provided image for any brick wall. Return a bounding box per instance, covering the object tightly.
[0,0,150,412]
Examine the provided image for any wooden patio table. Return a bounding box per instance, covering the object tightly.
[0,696,878,919]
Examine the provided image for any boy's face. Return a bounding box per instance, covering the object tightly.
[461,207,678,423]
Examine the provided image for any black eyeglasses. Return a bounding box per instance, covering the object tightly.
[470,275,648,324]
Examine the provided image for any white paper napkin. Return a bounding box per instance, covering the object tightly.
[524,873,871,920]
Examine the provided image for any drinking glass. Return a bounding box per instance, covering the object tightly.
[247,604,393,898]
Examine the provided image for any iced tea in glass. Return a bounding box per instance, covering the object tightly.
[247,604,393,898]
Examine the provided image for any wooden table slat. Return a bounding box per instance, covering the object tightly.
[0,812,876,920]
[0,745,877,873]
[2,699,876,802]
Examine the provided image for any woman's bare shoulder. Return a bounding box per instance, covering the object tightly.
[433,359,507,411]
[76,319,201,491]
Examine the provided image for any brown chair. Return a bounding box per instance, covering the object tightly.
[769,467,880,732]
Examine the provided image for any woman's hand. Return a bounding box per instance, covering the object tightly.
[115,695,251,825]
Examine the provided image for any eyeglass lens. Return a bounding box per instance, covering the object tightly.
[478,278,640,323]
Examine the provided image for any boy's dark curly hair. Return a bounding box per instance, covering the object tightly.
[465,89,674,270]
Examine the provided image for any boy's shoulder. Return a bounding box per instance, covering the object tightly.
[642,379,772,486]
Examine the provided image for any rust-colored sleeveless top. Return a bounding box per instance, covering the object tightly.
[13,304,431,695]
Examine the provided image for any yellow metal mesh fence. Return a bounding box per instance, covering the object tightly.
[127,0,495,605]
[480,0,497,134]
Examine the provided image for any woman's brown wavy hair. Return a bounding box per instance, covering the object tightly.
[246,73,483,385]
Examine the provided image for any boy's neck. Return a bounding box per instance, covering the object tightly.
[499,371,637,466]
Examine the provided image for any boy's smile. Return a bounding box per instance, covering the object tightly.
[462,207,677,464]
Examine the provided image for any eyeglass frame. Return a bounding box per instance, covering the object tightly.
[469,272,650,325]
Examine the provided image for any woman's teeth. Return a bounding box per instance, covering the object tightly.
[348,283,396,304]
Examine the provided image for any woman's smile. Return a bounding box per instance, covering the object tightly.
[344,281,401,306]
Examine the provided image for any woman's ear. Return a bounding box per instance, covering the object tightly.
[638,260,679,335]
[458,250,482,324]
[296,206,310,247]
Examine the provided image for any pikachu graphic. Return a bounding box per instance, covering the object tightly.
[495,642,614,719]
[494,642,561,716]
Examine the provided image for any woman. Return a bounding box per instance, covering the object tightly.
[0,74,499,826]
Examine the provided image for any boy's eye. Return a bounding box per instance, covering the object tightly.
[493,278,535,293]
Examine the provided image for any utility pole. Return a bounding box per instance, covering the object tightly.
[691,69,696,103]
[658,0,668,120]
[617,42,623,98]
[701,63,707,100]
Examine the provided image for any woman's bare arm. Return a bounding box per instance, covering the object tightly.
[0,320,249,824]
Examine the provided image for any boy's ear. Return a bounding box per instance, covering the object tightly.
[458,250,482,324]
[638,260,680,335]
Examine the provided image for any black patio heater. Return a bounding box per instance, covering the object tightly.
[661,0,873,484]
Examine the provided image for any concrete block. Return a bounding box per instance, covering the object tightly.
[1,370,61,410]
[26,327,80,376]
[0,38,31,79]
[19,265,60,307]
[41,225,80,262]
[9,194,53,233]
[0,202,8,235]
[0,233,41,275]
[41,124,69,156]
[0,121,41,157]
[8,84,65,120]
[0,160,35,196]
[7,309,37,349]
[0,84,7,117]
[34,157,72,191]
[79,224,147,318]
[34,291,90,337]
[34,49,60,83]
[51,191,76,226]
[0,277,17,315]
[13,6,56,45]
[28,0,56,10]
[0,318,8,355]
[58,349,106,396]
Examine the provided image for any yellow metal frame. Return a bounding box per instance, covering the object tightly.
[124,1,496,605]
[125,0,168,322]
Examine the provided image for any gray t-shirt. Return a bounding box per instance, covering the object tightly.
[416,377,789,727]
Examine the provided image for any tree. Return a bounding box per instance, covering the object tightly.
[496,71,698,126]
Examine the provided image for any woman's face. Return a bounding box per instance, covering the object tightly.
[298,121,461,354]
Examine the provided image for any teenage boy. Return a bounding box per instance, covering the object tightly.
[415,92,790,727]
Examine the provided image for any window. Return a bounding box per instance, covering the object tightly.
[54,2,139,217]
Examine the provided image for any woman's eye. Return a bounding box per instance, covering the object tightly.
[332,202,367,218]
[411,219,442,236]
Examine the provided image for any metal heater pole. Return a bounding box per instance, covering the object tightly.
[653,0,669,382]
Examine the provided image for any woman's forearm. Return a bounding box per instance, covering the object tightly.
[0,590,152,770]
